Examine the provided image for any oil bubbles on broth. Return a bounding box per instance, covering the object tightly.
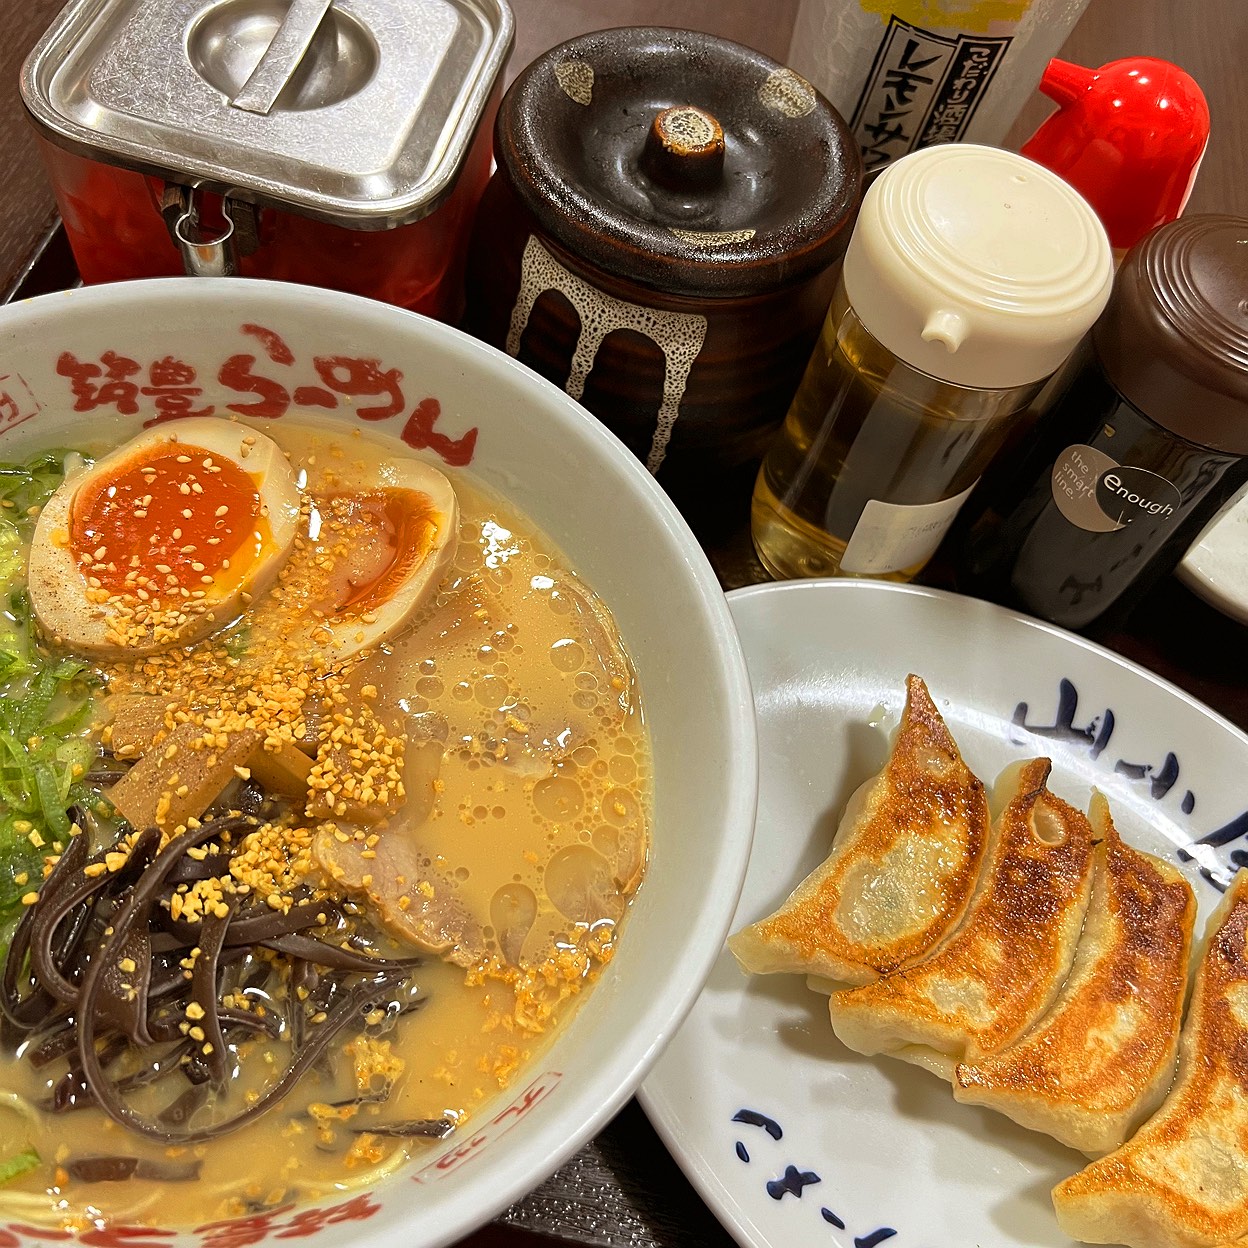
[272,418,654,1120]
[344,458,651,973]
[0,416,651,1228]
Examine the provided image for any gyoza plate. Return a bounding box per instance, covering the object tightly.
[639,579,1248,1248]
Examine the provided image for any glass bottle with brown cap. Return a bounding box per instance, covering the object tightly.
[961,214,1248,633]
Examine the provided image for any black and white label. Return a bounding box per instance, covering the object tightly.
[1050,444,1183,534]
[849,16,1012,171]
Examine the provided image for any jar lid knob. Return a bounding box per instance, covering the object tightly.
[641,105,725,190]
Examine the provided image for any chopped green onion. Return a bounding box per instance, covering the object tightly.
[0,450,71,518]
[0,1147,40,1185]
[0,453,101,944]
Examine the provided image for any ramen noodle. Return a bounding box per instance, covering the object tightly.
[0,418,650,1227]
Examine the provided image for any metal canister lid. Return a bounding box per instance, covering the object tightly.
[1093,214,1248,455]
[21,0,514,230]
[494,27,863,298]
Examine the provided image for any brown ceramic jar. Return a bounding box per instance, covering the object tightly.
[464,27,863,525]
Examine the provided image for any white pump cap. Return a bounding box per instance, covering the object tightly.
[842,144,1114,389]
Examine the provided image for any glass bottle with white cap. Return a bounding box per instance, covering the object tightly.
[751,143,1113,583]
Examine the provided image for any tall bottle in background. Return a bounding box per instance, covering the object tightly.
[787,0,1092,173]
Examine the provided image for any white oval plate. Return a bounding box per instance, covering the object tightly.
[639,578,1248,1248]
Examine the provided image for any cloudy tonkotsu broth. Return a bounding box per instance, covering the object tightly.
[0,418,650,1228]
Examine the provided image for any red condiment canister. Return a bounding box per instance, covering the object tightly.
[21,0,513,322]
[464,27,863,523]
[1020,56,1210,256]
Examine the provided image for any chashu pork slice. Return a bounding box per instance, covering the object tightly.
[954,792,1195,1155]
[829,758,1095,1079]
[1053,869,1248,1248]
[314,826,485,970]
[728,675,990,986]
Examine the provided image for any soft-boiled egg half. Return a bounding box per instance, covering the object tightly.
[29,420,301,657]
[303,457,459,664]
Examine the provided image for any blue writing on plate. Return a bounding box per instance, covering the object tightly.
[732,1108,783,1139]
[767,1165,821,1200]
[856,1231,899,1248]
[1014,678,1248,892]
[732,1107,916,1242]
[1012,678,1114,758]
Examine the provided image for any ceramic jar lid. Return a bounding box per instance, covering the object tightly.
[494,27,863,298]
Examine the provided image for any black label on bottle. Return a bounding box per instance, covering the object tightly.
[1050,445,1184,534]
[849,17,1013,172]
[1093,464,1183,528]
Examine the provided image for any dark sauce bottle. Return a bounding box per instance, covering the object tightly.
[962,215,1248,634]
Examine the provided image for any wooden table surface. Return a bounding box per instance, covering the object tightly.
[4,1,1246,1245]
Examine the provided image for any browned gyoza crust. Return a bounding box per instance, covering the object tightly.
[1054,869,1248,1248]
[953,793,1195,1155]
[728,674,989,985]
[828,758,1096,1077]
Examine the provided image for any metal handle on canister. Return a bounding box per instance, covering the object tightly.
[229,0,335,115]
[159,184,255,277]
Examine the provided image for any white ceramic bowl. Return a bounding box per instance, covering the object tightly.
[0,278,758,1248]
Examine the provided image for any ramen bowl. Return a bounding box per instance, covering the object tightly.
[0,278,757,1247]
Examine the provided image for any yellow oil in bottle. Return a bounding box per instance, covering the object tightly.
[752,285,1041,582]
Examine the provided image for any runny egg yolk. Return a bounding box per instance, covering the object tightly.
[328,489,440,615]
[70,444,264,598]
